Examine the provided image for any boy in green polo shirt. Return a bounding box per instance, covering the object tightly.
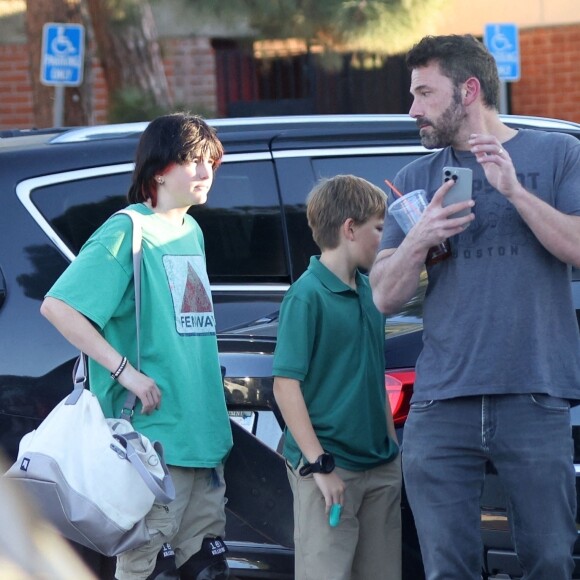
[273,174,401,580]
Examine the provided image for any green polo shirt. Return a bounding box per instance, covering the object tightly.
[273,256,398,471]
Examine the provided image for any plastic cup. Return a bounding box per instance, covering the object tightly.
[389,189,451,265]
[389,189,428,234]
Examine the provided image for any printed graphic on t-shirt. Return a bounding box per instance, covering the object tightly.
[451,172,538,260]
[163,255,215,336]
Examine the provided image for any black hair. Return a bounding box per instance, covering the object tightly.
[127,113,224,206]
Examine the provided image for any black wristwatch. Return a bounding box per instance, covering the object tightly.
[299,452,335,476]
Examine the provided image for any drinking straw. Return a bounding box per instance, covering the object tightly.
[384,179,403,198]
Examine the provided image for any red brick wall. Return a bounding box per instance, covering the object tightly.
[163,37,218,115]
[92,61,109,126]
[511,23,580,123]
[0,37,217,130]
[0,43,35,129]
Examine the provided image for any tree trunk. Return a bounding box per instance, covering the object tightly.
[86,0,173,121]
[25,0,93,127]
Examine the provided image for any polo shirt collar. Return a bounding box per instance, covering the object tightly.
[308,256,362,294]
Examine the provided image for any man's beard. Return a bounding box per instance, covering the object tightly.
[417,88,466,149]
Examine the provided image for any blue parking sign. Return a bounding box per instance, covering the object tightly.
[41,23,85,87]
[484,23,520,82]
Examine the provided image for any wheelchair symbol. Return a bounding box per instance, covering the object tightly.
[51,26,77,55]
[490,25,513,52]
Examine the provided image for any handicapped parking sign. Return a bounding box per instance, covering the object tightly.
[484,23,520,82]
[41,23,85,86]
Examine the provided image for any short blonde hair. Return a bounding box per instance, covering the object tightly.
[306,174,386,250]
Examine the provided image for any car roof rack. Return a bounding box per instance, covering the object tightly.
[50,122,149,143]
[34,113,580,145]
[501,114,580,131]
[0,128,69,138]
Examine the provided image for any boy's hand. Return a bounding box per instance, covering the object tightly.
[314,471,345,511]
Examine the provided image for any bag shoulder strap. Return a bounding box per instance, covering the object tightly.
[114,209,143,420]
[70,210,143,419]
[66,352,88,405]
[115,209,143,369]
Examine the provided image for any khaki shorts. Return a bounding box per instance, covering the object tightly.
[288,457,402,580]
[116,464,227,580]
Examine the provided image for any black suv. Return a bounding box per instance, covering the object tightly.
[1,114,579,579]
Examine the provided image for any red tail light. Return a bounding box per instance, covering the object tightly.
[385,370,415,427]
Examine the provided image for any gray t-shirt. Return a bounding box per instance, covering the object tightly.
[380,129,580,402]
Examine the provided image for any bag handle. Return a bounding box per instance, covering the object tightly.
[112,432,175,504]
[67,356,175,503]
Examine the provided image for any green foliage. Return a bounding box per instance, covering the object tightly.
[108,88,166,123]
[189,0,450,55]
[99,0,145,30]
[332,0,450,54]
[108,88,217,123]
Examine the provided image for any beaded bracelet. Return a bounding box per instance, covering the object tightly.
[110,356,128,380]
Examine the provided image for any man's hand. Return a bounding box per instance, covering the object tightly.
[468,133,521,199]
[409,179,475,249]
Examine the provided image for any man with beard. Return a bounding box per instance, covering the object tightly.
[370,34,580,580]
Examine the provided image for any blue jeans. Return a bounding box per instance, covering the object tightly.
[402,394,576,580]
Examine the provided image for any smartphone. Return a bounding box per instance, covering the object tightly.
[442,167,473,218]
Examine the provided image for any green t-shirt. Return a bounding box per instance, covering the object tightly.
[46,204,232,467]
[272,256,398,471]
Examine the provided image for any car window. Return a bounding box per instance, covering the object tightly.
[30,173,130,255]
[312,154,423,193]
[192,160,288,282]
[278,152,428,324]
[29,160,287,283]
[276,153,425,281]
